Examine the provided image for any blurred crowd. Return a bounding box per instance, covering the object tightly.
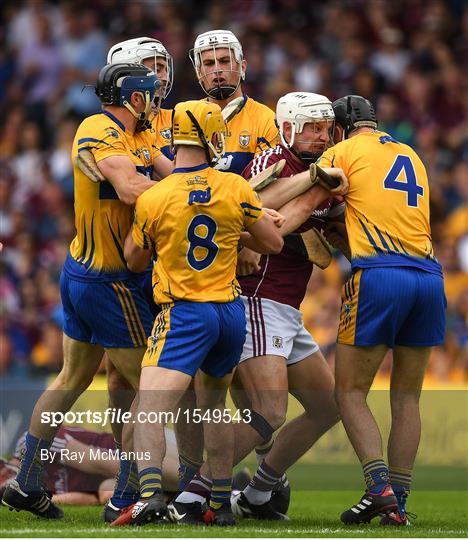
[0,0,466,382]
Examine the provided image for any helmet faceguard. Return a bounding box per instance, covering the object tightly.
[95,63,160,132]
[276,92,335,164]
[332,95,377,139]
[190,30,244,101]
[172,100,227,164]
[107,37,173,112]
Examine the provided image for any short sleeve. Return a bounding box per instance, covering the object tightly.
[239,182,264,228]
[241,147,283,180]
[76,123,127,163]
[255,110,279,155]
[316,147,337,169]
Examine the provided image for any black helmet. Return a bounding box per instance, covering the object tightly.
[95,63,159,105]
[95,63,160,131]
[332,95,377,138]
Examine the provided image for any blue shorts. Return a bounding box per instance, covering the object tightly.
[142,298,246,378]
[60,270,153,348]
[338,267,446,347]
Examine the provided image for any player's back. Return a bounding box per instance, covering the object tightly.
[205,96,278,174]
[134,164,263,304]
[68,112,157,279]
[319,131,441,276]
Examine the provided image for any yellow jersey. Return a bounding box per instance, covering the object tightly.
[132,163,264,303]
[151,107,173,160]
[318,131,442,276]
[68,110,160,279]
[202,96,278,175]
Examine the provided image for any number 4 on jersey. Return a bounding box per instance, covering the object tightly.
[383,155,423,207]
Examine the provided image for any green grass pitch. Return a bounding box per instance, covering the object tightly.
[1,490,467,538]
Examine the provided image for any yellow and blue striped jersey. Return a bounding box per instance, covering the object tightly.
[67,111,160,279]
[202,95,278,175]
[132,163,264,303]
[318,131,442,275]
[151,107,173,160]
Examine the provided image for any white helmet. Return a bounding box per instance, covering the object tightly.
[276,92,335,159]
[107,37,173,101]
[189,30,245,101]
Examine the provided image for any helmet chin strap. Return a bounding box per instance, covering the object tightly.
[289,146,320,165]
[207,85,237,100]
[122,90,152,131]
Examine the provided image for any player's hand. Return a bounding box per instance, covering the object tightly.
[263,208,286,228]
[237,247,261,276]
[323,221,351,261]
[310,165,349,196]
[322,167,348,195]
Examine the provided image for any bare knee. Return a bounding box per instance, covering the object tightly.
[53,369,95,393]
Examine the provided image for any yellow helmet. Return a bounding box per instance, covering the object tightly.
[172,100,227,162]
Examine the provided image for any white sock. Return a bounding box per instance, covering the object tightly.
[243,484,271,505]
[175,491,206,504]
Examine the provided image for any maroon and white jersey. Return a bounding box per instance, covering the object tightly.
[239,144,344,309]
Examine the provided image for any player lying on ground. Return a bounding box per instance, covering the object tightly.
[0,426,179,505]
[1,63,165,520]
[172,92,349,522]
[110,99,284,527]
[319,95,446,526]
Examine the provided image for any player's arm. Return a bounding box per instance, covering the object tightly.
[152,153,174,180]
[52,492,99,505]
[240,212,284,254]
[97,155,154,205]
[323,210,351,260]
[124,191,155,272]
[276,186,332,236]
[124,232,151,273]
[249,163,347,209]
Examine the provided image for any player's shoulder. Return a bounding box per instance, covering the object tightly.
[151,108,172,129]
[246,144,284,175]
[244,96,275,118]
[77,113,124,140]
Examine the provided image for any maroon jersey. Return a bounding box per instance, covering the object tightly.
[239,144,344,309]
[15,427,115,494]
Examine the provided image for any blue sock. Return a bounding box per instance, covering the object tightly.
[389,467,412,515]
[16,433,51,491]
[209,477,232,510]
[178,454,203,491]
[362,457,389,494]
[111,458,140,508]
[139,467,162,498]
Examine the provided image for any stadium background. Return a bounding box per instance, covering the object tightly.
[0,0,466,472]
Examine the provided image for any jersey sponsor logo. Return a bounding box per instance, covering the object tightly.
[214,154,234,170]
[133,147,151,163]
[105,127,119,139]
[239,130,250,148]
[187,175,208,186]
[272,335,283,348]
[311,207,331,218]
[160,128,172,140]
[188,187,211,206]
